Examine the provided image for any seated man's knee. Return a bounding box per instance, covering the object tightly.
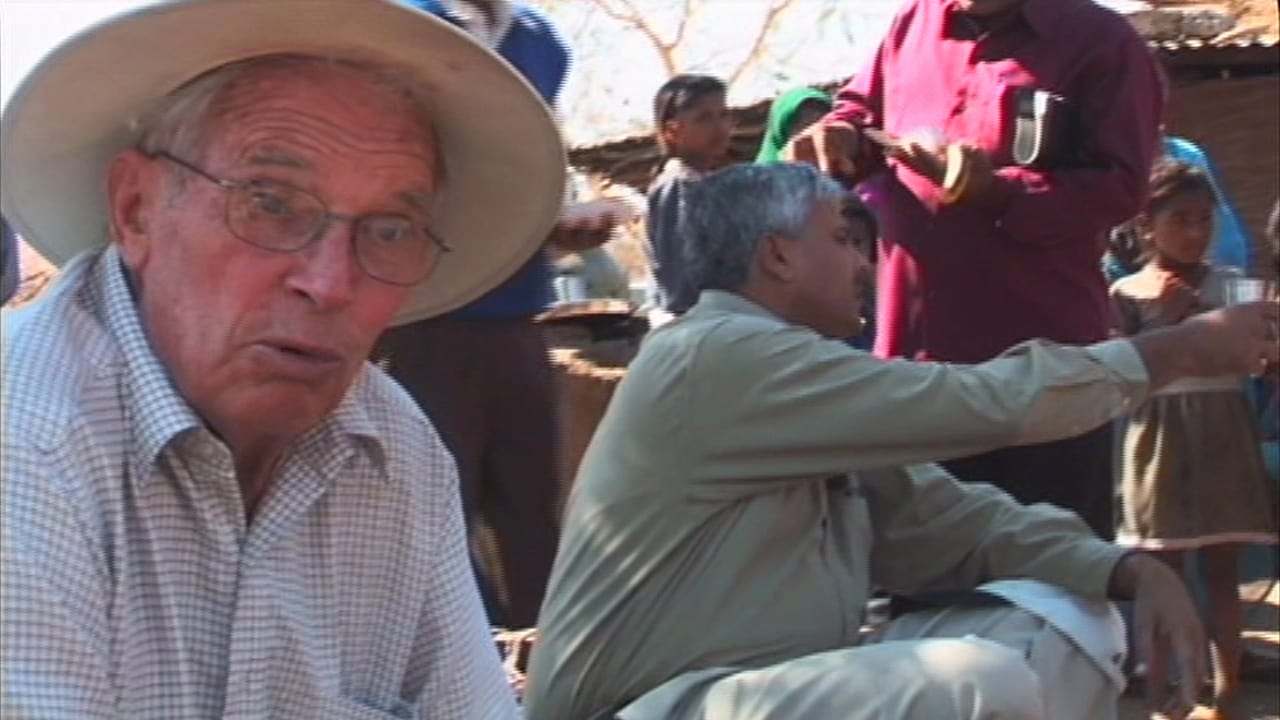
[910,637,1044,719]
[988,587,1128,692]
[697,641,1042,720]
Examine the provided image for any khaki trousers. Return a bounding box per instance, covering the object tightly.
[625,604,1117,720]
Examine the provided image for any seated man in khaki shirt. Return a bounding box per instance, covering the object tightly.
[523,163,1280,720]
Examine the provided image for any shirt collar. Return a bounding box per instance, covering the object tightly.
[293,370,392,484]
[1016,0,1063,35]
[943,0,1058,38]
[691,289,787,324]
[437,0,515,49]
[91,245,390,487]
[93,246,204,486]
[659,157,708,183]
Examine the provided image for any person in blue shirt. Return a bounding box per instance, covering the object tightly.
[375,0,612,629]
[1,216,19,305]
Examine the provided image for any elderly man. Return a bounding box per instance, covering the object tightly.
[524,164,1280,720]
[1,1,566,716]
[787,0,1165,539]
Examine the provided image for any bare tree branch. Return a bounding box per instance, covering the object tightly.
[724,0,797,87]
[588,0,681,77]
[669,0,692,57]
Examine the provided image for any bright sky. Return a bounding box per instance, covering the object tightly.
[0,0,894,144]
[0,0,1142,144]
[0,0,146,108]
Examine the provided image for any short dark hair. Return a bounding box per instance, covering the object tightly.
[841,195,878,242]
[1145,159,1214,217]
[652,74,727,126]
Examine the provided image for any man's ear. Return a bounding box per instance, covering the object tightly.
[106,149,160,271]
[755,233,796,283]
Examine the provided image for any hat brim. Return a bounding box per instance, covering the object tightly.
[0,0,565,325]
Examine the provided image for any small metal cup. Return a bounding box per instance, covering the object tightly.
[1222,276,1266,305]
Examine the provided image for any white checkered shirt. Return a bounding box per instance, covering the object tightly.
[1,247,519,719]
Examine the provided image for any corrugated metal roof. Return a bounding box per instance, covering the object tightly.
[1123,0,1278,46]
[1151,36,1280,50]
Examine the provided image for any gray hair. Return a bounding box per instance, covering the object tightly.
[134,54,443,187]
[681,163,847,293]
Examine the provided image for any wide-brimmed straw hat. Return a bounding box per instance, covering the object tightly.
[0,0,565,325]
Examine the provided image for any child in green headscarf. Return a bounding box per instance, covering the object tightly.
[754,87,832,164]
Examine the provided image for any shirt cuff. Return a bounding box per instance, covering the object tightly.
[1067,541,1133,601]
[1086,338,1150,404]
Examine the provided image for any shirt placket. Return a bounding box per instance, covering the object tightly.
[814,479,854,643]
[180,438,261,720]
[222,450,334,718]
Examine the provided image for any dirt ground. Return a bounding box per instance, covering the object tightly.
[1119,682,1280,720]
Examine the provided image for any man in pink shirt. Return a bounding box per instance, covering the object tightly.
[789,0,1164,538]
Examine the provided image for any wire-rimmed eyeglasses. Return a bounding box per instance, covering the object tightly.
[149,150,450,287]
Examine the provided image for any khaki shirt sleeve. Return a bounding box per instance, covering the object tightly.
[861,463,1128,599]
[683,318,1147,497]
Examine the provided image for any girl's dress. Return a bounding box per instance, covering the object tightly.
[1111,265,1278,549]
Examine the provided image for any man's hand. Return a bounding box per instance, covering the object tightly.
[887,140,994,204]
[1178,301,1280,376]
[886,137,946,185]
[1109,553,1206,720]
[547,219,614,253]
[1130,300,1280,388]
[949,144,994,203]
[783,121,861,183]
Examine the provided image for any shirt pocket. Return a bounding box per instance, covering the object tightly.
[972,62,1038,164]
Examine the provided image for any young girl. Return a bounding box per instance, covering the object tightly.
[754,86,831,164]
[1111,161,1278,720]
[646,74,732,315]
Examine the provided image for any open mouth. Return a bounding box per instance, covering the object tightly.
[277,345,318,359]
[260,341,343,369]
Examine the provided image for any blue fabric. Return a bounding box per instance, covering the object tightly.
[1101,252,1136,286]
[1,216,19,305]
[405,1,570,319]
[1163,136,1251,271]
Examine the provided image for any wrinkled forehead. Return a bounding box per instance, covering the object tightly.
[159,55,442,183]
[217,60,436,138]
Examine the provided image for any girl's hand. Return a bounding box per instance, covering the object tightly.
[1154,273,1200,322]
